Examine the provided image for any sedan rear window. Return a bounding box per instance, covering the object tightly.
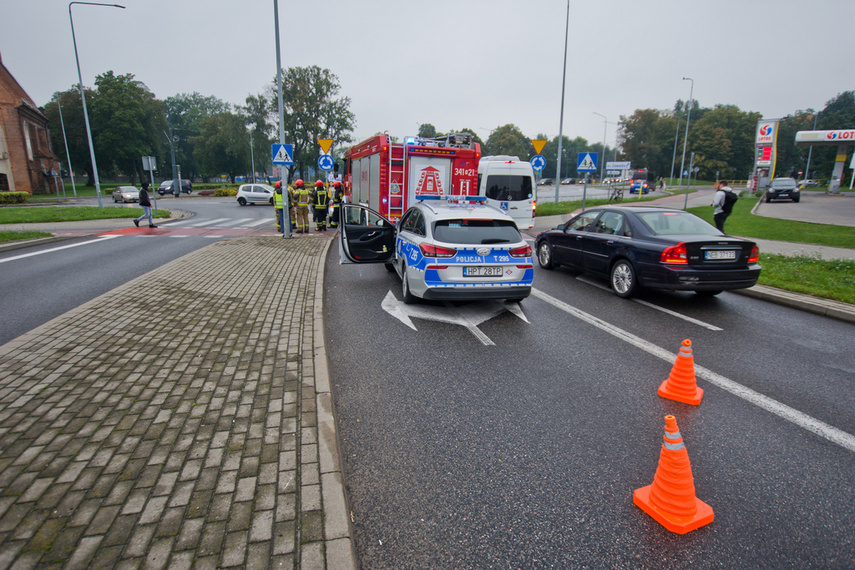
[433,219,522,244]
[636,211,719,236]
[771,179,797,189]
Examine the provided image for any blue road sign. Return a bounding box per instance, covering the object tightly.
[577,152,598,172]
[272,144,293,165]
[530,155,546,172]
[318,154,334,172]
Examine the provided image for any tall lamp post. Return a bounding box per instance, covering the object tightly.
[669,113,683,183]
[677,77,693,191]
[593,112,607,183]
[554,0,570,203]
[69,2,125,208]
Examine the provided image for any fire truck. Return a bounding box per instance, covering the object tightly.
[343,133,481,222]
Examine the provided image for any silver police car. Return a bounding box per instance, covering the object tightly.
[339,198,534,304]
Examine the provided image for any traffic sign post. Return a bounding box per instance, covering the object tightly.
[318,154,334,172]
[272,144,293,165]
[531,155,546,172]
[577,152,598,173]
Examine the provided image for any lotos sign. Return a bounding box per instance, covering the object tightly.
[795,129,855,146]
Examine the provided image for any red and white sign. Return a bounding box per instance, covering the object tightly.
[415,166,444,196]
[755,120,777,144]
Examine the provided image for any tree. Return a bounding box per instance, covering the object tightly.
[164,93,231,181]
[815,91,855,179]
[417,123,436,138]
[618,109,672,177]
[44,88,94,185]
[689,105,760,180]
[270,66,356,181]
[242,93,274,179]
[485,124,531,160]
[540,134,590,179]
[191,112,251,182]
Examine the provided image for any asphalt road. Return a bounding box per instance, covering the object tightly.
[323,241,855,569]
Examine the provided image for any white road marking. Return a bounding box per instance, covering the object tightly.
[381,290,528,346]
[218,218,254,227]
[0,235,119,264]
[188,218,230,227]
[532,287,855,454]
[575,275,722,331]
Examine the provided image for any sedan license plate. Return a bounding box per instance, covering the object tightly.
[705,250,737,260]
[463,266,502,277]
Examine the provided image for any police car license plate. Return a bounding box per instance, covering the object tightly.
[464,266,502,277]
[705,250,737,260]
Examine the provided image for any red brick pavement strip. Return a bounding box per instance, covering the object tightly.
[0,236,353,569]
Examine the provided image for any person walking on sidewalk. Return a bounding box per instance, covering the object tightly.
[133,181,157,228]
[294,179,310,234]
[312,180,329,231]
[712,179,735,233]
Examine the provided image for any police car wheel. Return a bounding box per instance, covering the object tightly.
[384,263,395,273]
[401,263,416,305]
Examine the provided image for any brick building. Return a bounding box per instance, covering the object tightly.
[0,53,61,195]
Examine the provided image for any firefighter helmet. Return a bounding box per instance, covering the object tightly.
[295,179,304,187]
[274,180,282,189]
[315,180,324,187]
[333,181,342,188]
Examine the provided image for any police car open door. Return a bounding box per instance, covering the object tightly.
[338,204,396,264]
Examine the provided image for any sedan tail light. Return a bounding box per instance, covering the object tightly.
[660,243,688,264]
[509,244,532,257]
[420,243,457,258]
[748,244,759,263]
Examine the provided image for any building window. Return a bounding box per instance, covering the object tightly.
[23,123,33,161]
[0,173,9,192]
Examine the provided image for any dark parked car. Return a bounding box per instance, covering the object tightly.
[538,178,554,186]
[766,177,800,202]
[535,206,760,298]
[158,179,193,195]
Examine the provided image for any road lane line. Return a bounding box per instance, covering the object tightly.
[532,288,855,453]
[0,235,120,264]
[188,218,230,227]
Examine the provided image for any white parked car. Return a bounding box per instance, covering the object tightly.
[236,183,276,206]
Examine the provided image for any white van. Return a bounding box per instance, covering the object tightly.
[478,156,536,230]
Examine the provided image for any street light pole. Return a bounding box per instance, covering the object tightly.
[248,127,255,183]
[56,97,77,197]
[677,77,693,190]
[69,2,125,208]
[594,112,607,184]
[554,0,570,204]
[669,114,682,184]
[273,0,291,237]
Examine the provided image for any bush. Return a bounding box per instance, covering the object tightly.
[0,192,29,205]
[214,188,237,197]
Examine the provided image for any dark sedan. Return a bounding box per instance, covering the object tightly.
[535,206,760,298]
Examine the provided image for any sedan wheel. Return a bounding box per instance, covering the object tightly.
[610,259,637,298]
[537,241,555,269]
[401,263,416,305]
[238,197,247,206]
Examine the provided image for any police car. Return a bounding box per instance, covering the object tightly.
[338,197,534,304]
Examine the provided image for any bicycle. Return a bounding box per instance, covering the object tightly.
[608,186,624,201]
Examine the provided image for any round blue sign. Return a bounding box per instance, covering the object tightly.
[318,154,334,171]
[531,155,546,172]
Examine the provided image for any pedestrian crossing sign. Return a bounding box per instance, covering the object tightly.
[577,152,598,172]
[272,144,293,165]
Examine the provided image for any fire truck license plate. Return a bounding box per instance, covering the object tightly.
[464,266,502,277]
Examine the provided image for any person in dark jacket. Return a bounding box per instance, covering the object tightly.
[134,182,157,228]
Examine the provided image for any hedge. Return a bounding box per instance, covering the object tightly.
[0,192,30,205]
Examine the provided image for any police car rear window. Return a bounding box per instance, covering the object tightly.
[433,219,522,245]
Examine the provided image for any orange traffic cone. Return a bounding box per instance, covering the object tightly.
[658,339,703,405]
[633,415,714,534]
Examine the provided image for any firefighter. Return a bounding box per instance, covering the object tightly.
[288,183,297,230]
[273,180,285,233]
[329,181,343,229]
[312,180,328,231]
[294,179,311,233]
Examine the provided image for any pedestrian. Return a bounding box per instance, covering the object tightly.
[273,180,285,234]
[326,163,342,187]
[712,179,736,233]
[294,179,310,234]
[133,181,157,228]
[312,180,329,231]
[329,181,343,229]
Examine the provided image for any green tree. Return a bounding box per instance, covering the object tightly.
[417,123,436,138]
[164,93,231,181]
[242,93,274,179]
[485,124,531,160]
[618,109,672,177]
[270,66,356,181]
[815,91,855,179]
[540,134,590,179]
[689,105,761,180]
[44,88,94,185]
[191,112,251,182]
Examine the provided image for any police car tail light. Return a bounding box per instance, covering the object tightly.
[660,243,688,264]
[420,243,457,258]
[509,244,532,258]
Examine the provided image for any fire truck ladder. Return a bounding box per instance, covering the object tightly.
[388,143,406,218]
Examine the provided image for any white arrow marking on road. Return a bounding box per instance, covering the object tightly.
[380,290,529,346]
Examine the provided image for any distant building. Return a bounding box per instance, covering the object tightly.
[0,52,61,195]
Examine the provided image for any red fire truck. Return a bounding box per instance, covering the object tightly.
[343,133,481,222]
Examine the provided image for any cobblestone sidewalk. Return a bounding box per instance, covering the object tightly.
[0,236,352,569]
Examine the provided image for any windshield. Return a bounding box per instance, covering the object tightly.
[635,211,719,235]
[771,179,796,189]
[485,175,533,201]
[433,219,522,245]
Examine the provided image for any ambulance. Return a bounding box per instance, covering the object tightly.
[477,156,536,229]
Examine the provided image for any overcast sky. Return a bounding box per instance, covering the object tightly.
[2,0,852,149]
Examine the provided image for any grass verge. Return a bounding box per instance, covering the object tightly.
[0,206,170,224]
[758,254,855,304]
[0,230,53,243]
